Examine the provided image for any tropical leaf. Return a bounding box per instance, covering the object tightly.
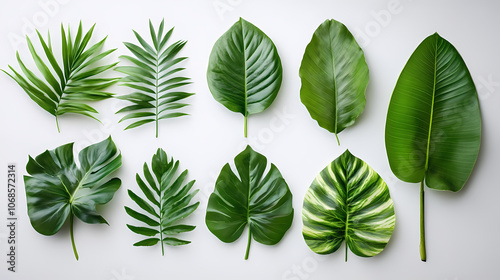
[125,148,199,255]
[205,145,293,259]
[115,19,194,138]
[299,19,369,145]
[207,18,283,137]
[385,33,481,261]
[302,150,395,261]
[2,22,118,132]
[24,137,122,260]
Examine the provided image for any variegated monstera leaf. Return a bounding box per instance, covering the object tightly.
[302,150,395,261]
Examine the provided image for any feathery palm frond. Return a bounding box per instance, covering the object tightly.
[116,19,194,138]
[125,148,199,256]
[2,22,118,132]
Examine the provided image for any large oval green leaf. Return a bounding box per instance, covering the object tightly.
[386,33,481,191]
[205,145,293,259]
[207,18,283,137]
[385,33,481,261]
[299,19,369,145]
[24,136,122,260]
[302,150,395,261]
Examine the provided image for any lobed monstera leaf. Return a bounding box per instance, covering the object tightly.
[125,148,199,255]
[302,150,395,261]
[205,145,293,259]
[116,19,194,138]
[385,33,481,261]
[207,18,283,137]
[299,19,369,145]
[2,22,118,132]
[24,137,122,260]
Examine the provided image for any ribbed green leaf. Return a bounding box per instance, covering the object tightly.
[125,148,198,255]
[385,33,481,261]
[207,18,283,137]
[24,137,121,260]
[116,19,193,138]
[2,22,117,132]
[206,145,293,260]
[299,19,368,145]
[302,150,395,261]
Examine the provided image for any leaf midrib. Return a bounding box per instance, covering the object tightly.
[423,36,438,175]
[328,28,339,136]
[241,19,249,118]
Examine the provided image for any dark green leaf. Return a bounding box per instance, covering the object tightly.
[385,33,481,261]
[24,137,121,260]
[207,18,282,137]
[206,145,293,259]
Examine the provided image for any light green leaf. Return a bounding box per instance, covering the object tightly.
[2,22,118,132]
[302,150,395,261]
[385,33,481,261]
[299,19,368,145]
[207,18,283,137]
[116,19,193,138]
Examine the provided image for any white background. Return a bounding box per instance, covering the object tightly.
[1,0,499,279]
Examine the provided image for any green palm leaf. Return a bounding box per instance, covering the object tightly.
[385,33,481,261]
[115,19,194,138]
[125,148,199,255]
[2,22,118,132]
[302,150,395,261]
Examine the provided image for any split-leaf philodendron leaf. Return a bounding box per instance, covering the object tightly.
[125,148,199,255]
[207,18,283,137]
[206,145,293,260]
[2,22,118,132]
[116,19,194,138]
[24,137,122,260]
[299,19,369,145]
[385,33,481,261]
[302,150,395,261]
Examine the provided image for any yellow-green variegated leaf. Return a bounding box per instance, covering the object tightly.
[302,150,395,260]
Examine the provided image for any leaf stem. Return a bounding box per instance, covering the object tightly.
[56,115,61,133]
[245,227,251,260]
[70,214,79,260]
[335,133,340,146]
[244,115,248,138]
[345,242,348,262]
[420,180,426,262]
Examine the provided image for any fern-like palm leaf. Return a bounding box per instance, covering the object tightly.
[125,148,199,256]
[115,19,194,138]
[2,22,118,132]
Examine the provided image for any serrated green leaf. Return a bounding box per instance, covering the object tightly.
[125,148,198,255]
[116,19,193,138]
[2,23,118,132]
